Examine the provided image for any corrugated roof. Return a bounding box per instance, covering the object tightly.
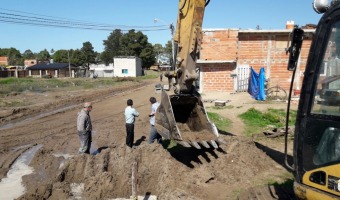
[28,63,75,70]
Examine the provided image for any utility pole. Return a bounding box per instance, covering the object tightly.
[170,23,175,70]
[68,50,71,78]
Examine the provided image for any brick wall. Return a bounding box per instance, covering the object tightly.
[238,32,311,91]
[24,59,37,67]
[200,29,313,93]
[201,29,238,61]
[201,63,235,92]
[0,56,8,65]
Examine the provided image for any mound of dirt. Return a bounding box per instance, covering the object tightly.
[0,78,293,200]
[19,134,280,200]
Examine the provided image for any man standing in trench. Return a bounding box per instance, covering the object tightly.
[148,97,162,144]
[125,99,139,148]
[77,102,93,154]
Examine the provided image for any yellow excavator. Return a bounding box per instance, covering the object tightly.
[155,0,224,149]
[285,0,340,199]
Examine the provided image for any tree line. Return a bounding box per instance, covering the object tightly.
[0,29,172,69]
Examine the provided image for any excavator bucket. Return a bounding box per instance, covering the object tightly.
[155,90,220,149]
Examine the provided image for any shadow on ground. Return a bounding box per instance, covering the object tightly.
[254,142,293,172]
[163,140,227,168]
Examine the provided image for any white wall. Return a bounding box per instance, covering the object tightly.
[89,64,114,78]
[113,57,142,77]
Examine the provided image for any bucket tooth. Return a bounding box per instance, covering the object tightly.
[216,138,227,145]
[190,141,201,149]
[177,141,191,148]
[199,141,210,148]
[208,140,219,149]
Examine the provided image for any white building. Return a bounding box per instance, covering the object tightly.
[89,63,114,78]
[113,56,142,77]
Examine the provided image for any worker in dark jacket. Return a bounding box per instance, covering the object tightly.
[77,102,93,154]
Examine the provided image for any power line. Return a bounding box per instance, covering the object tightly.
[0,8,169,32]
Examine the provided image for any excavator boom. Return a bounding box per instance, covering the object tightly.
[174,0,207,93]
[156,0,222,149]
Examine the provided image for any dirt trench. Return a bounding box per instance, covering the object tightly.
[0,78,293,200]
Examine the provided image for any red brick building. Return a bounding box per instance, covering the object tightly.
[0,56,8,66]
[197,26,315,93]
[24,59,38,67]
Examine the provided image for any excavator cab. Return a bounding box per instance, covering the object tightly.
[285,1,340,199]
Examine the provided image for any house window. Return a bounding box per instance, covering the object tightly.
[122,69,128,74]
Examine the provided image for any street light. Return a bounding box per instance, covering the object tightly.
[154,18,175,68]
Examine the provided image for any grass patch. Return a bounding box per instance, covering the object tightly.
[0,76,149,96]
[138,70,160,79]
[266,173,294,193]
[0,99,31,107]
[239,108,296,137]
[208,112,231,132]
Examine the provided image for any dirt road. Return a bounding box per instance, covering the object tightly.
[0,78,294,199]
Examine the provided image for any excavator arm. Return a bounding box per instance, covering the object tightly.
[155,0,224,149]
[173,0,208,93]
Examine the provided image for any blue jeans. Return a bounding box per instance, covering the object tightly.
[149,125,162,144]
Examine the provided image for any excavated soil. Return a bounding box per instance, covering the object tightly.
[0,77,296,200]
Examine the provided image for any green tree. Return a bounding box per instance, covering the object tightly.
[22,49,35,59]
[0,48,8,56]
[52,49,85,67]
[164,40,173,64]
[121,30,140,56]
[7,48,23,66]
[102,29,123,64]
[81,41,97,70]
[71,49,85,67]
[141,43,156,68]
[120,30,155,68]
[37,49,50,62]
[52,49,69,63]
[102,29,156,68]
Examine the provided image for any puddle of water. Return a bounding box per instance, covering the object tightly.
[0,144,42,200]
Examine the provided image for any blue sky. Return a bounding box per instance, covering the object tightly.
[0,0,322,53]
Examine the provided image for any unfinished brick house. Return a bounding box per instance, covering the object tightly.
[197,23,315,94]
[0,56,8,66]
